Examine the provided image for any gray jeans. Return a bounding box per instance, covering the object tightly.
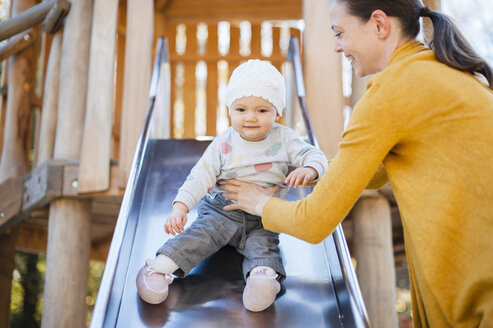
[157,193,286,281]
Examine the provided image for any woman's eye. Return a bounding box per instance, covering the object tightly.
[334,32,342,38]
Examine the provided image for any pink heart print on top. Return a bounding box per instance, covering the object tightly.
[254,163,273,172]
[222,142,233,154]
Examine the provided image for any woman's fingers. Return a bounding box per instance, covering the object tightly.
[223,203,240,212]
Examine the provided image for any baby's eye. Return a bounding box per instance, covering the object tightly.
[235,107,245,112]
[258,109,269,113]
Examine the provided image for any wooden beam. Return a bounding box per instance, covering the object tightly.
[78,0,119,193]
[205,23,218,136]
[0,32,34,61]
[0,0,40,324]
[162,0,302,24]
[0,160,124,233]
[351,195,398,328]
[155,0,171,11]
[42,0,94,325]
[0,177,24,227]
[0,0,54,42]
[113,5,127,159]
[118,0,154,187]
[0,227,18,326]
[303,0,344,158]
[16,219,114,262]
[36,32,62,165]
[42,198,92,327]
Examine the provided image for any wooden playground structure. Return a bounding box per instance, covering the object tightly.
[0,0,439,327]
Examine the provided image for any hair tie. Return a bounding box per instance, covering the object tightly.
[419,6,432,17]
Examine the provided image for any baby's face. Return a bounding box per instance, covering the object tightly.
[230,96,279,142]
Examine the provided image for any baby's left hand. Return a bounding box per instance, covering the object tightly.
[285,167,318,188]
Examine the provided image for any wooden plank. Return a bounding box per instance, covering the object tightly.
[303,0,344,158]
[169,53,285,64]
[78,0,119,193]
[0,1,40,324]
[64,161,124,199]
[0,0,39,182]
[0,226,18,327]
[118,0,154,188]
[37,32,61,166]
[53,0,93,159]
[0,31,34,61]
[163,0,302,23]
[0,0,54,42]
[271,26,281,59]
[183,61,196,138]
[182,24,197,138]
[149,59,171,139]
[206,23,218,136]
[113,27,126,160]
[22,160,64,212]
[0,61,6,160]
[167,24,177,138]
[42,198,92,328]
[41,0,94,326]
[351,196,398,327]
[0,177,23,227]
[250,23,261,58]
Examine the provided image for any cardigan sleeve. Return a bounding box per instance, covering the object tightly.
[261,76,405,243]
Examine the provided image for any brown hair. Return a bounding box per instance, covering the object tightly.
[336,0,493,89]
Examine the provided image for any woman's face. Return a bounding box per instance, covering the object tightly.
[330,1,385,77]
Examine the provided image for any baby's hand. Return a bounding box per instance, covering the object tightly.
[285,167,318,188]
[164,202,188,235]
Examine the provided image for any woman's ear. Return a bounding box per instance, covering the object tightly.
[370,9,391,39]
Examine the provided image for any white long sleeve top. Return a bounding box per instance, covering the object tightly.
[174,124,328,211]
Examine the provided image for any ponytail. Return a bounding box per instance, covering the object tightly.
[420,7,493,89]
[337,0,493,89]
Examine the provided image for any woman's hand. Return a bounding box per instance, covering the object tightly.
[219,179,280,216]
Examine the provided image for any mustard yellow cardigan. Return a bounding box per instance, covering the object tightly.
[263,40,493,327]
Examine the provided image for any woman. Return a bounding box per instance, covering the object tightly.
[220,0,493,326]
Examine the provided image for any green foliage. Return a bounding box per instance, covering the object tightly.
[10,250,105,328]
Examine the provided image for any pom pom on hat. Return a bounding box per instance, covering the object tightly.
[226,59,286,116]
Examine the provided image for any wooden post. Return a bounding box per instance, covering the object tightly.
[0,61,6,161]
[41,0,93,326]
[205,23,218,137]
[0,0,40,325]
[182,24,196,138]
[37,32,62,165]
[78,0,119,193]
[303,0,344,158]
[112,7,126,159]
[118,0,154,187]
[351,194,398,328]
[0,228,19,326]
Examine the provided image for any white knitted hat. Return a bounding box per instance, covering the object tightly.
[226,59,286,116]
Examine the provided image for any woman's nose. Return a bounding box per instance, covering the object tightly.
[333,40,342,53]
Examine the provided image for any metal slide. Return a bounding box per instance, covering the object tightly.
[91,37,370,328]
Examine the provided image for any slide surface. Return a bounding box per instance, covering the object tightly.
[94,138,367,327]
